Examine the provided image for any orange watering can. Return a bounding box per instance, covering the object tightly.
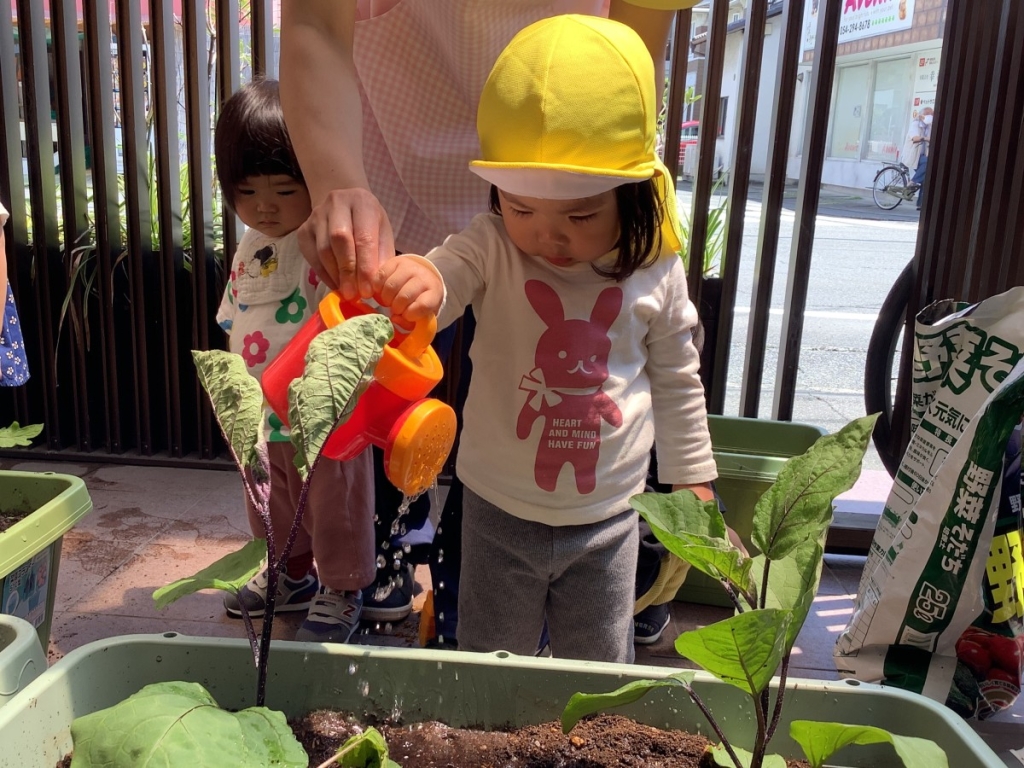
[261,292,457,497]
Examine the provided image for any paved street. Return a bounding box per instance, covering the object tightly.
[678,182,921,472]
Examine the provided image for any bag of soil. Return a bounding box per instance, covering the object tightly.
[836,287,1024,719]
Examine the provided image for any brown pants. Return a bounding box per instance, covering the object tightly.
[244,442,376,592]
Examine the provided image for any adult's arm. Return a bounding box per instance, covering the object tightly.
[0,229,6,303]
[0,202,8,309]
[0,225,6,383]
[280,1,393,297]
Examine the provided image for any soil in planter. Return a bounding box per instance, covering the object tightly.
[0,505,32,533]
[55,711,812,767]
[293,710,812,768]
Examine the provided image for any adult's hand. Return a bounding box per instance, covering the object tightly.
[296,187,396,300]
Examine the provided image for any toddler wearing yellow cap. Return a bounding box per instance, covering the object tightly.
[377,14,717,663]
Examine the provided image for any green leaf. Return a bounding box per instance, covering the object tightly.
[69,681,307,767]
[192,350,266,471]
[751,414,877,561]
[152,539,266,609]
[336,727,400,767]
[675,609,791,697]
[0,421,44,447]
[289,314,393,479]
[561,672,695,733]
[790,721,948,768]
[745,538,824,650]
[709,743,787,768]
[632,490,728,538]
[632,491,756,599]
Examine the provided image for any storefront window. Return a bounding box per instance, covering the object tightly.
[829,64,870,160]
[867,58,912,162]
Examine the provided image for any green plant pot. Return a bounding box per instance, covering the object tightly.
[0,614,46,708]
[0,633,1002,767]
[676,416,827,607]
[0,471,93,650]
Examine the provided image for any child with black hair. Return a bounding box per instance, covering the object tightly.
[0,198,29,387]
[215,79,375,644]
[374,16,718,663]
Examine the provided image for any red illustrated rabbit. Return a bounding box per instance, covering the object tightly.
[517,280,624,494]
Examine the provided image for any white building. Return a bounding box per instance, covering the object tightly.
[682,0,946,191]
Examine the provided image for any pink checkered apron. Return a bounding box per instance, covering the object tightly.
[353,0,609,254]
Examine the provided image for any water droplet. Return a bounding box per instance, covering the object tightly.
[393,559,402,570]
[374,579,396,601]
[395,575,404,587]
[359,680,370,697]
[373,514,379,523]
[397,495,413,518]
[376,555,387,568]
[402,544,412,554]
[384,622,393,633]
[381,540,390,551]
[155,656,162,663]
[438,581,445,590]
[437,549,444,563]
[438,612,445,622]
[436,526,442,535]
[400,524,407,535]
[390,520,400,536]
[348,663,357,675]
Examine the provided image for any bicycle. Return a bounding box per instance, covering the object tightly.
[871,160,919,210]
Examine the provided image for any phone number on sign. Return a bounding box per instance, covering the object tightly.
[839,20,873,35]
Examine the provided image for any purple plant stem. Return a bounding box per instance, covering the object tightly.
[685,686,745,768]
[760,561,771,610]
[254,490,279,706]
[234,455,271,670]
[254,452,323,707]
[765,654,791,743]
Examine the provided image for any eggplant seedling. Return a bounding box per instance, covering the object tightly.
[562,414,948,768]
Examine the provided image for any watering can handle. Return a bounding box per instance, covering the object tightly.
[317,292,437,360]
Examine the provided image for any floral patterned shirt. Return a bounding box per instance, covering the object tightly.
[216,228,325,441]
[1,201,29,387]
[1,283,28,387]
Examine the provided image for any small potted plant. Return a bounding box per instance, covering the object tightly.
[560,414,955,768]
[0,422,93,651]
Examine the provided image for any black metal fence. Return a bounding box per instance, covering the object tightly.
[0,0,280,465]
[3,0,1002,471]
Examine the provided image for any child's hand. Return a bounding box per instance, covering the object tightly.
[375,255,444,326]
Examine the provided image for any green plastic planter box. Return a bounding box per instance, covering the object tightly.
[0,614,46,708]
[0,471,93,649]
[0,633,1002,767]
[675,416,827,606]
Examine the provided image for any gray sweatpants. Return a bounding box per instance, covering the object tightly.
[457,488,638,663]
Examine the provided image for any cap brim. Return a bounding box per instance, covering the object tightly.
[469,163,652,200]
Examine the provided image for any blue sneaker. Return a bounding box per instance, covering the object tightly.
[633,602,671,645]
[361,564,414,622]
[295,587,363,644]
[223,563,319,618]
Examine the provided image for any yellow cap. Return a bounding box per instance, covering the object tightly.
[471,14,683,253]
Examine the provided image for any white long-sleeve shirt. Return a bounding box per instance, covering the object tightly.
[427,213,717,526]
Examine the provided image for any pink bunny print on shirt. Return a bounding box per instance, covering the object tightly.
[517,280,623,494]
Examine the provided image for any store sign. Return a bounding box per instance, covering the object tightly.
[803,0,916,51]
[911,50,942,118]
